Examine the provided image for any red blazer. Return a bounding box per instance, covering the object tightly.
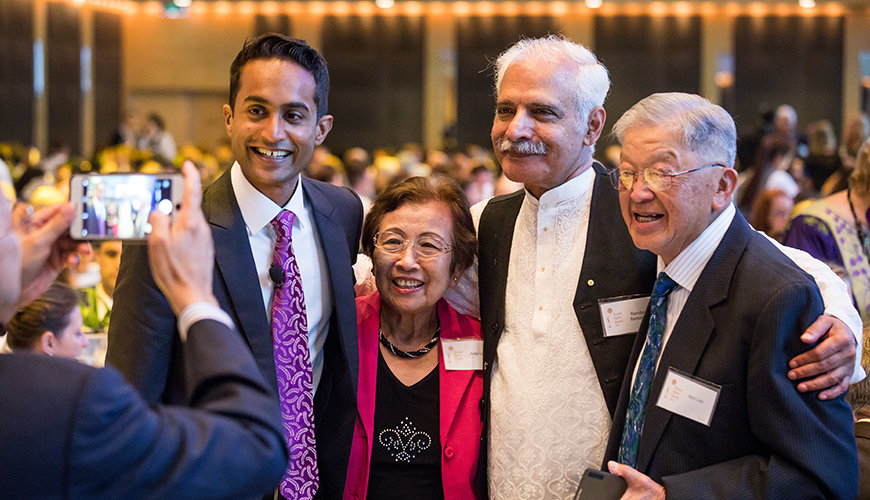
[343,292,483,500]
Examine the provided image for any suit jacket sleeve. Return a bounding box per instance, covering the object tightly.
[661,282,858,500]
[69,319,287,500]
[106,241,179,403]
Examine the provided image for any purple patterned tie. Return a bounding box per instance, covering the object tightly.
[270,210,319,499]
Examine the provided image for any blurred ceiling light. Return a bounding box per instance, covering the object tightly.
[799,0,815,8]
[376,0,395,9]
[174,0,191,7]
[549,1,569,16]
[260,1,280,14]
[214,1,232,15]
[585,0,603,9]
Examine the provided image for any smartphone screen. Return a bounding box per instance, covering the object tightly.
[70,173,182,241]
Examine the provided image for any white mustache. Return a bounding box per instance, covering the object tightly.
[495,136,549,155]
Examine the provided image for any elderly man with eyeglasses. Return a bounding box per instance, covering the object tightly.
[601,92,857,500]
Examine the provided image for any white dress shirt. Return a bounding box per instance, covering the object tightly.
[231,163,332,393]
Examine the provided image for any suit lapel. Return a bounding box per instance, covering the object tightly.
[635,211,752,472]
[303,179,360,392]
[205,171,277,388]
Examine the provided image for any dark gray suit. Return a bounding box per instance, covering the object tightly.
[107,169,363,499]
[0,319,286,500]
[603,211,858,499]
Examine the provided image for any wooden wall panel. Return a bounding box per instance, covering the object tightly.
[734,16,843,138]
[47,2,81,154]
[595,15,702,151]
[93,10,122,151]
[0,0,34,147]
[321,15,424,154]
[456,16,556,151]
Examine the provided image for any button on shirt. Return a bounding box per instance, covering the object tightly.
[231,163,332,393]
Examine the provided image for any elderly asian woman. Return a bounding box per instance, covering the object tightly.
[5,282,89,359]
[344,176,483,500]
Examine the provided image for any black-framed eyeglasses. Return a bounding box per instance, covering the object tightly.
[373,230,453,259]
[609,164,727,192]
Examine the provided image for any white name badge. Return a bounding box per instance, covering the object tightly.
[441,338,483,370]
[598,295,650,337]
[655,367,721,426]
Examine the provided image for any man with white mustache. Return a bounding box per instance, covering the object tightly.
[440,34,864,500]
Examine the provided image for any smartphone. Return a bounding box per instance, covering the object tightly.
[573,468,628,500]
[69,173,183,241]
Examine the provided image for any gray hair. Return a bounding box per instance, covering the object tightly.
[494,34,610,123]
[612,92,737,169]
[775,104,798,127]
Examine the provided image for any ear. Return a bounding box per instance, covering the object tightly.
[314,115,334,146]
[712,167,739,211]
[39,331,54,355]
[223,104,233,137]
[583,106,607,147]
[449,268,464,288]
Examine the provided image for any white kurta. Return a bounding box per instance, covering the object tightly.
[482,169,612,500]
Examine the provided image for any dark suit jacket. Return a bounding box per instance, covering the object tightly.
[603,212,858,499]
[0,319,286,500]
[107,169,363,499]
[475,163,656,491]
[857,420,870,499]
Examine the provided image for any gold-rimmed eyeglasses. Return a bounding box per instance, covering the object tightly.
[610,163,727,192]
[373,230,453,259]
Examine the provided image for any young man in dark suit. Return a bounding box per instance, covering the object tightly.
[108,35,363,500]
[1,162,287,499]
[603,93,857,499]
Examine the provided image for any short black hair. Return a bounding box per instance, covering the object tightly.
[229,33,330,119]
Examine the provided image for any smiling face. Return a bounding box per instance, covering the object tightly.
[619,125,736,265]
[223,58,333,206]
[491,57,604,199]
[372,202,460,319]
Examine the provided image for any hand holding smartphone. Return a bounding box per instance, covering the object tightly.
[573,468,628,500]
[69,173,184,241]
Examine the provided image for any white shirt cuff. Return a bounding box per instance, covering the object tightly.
[177,302,235,342]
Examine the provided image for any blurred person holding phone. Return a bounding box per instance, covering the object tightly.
[0,163,288,499]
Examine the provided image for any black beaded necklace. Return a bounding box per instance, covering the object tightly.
[847,186,870,265]
[378,326,440,359]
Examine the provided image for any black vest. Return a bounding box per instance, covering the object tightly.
[476,162,657,494]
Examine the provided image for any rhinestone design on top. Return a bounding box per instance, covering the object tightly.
[378,417,432,462]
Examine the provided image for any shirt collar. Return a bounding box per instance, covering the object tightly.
[658,203,736,293]
[231,162,306,236]
[524,165,596,208]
